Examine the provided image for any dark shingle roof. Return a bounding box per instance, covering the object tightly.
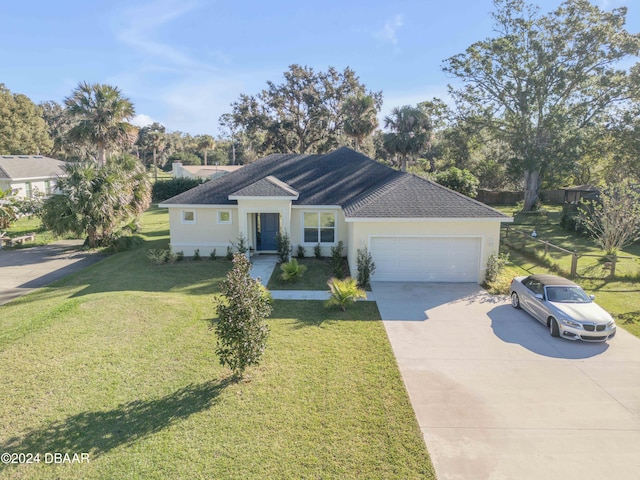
[0,155,67,180]
[230,176,298,198]
[162,147,508,219]
[343,174,506,218]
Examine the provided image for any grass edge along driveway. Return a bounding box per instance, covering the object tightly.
[0,208,435,480]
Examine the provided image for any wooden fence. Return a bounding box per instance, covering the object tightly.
[502,226,635,279]
[477,189,565,205]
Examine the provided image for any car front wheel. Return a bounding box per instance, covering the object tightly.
[511,292,521,309]
[549,317,560,337]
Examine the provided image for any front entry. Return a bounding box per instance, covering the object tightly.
[256,213,279,251]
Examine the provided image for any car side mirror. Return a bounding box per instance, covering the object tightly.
[589,294,595,301]
[535,293,544,301]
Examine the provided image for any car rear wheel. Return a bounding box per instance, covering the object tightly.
[510,292,521,309]
[549,317,560,337]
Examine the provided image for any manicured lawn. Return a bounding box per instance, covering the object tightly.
[0,207,434,479]
[266,257,351,290]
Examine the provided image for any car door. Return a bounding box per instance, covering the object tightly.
[521,279,546,323]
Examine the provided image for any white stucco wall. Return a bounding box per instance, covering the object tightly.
[166,206,239,256]
[346,219,504,284]
[1,179,57,198]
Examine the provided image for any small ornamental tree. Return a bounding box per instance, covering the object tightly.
[578,184,640,256]
[215,253,272,378]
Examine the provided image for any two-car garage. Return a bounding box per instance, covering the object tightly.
[370,236,482,283]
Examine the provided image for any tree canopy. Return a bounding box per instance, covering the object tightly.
[383,105,431,171]
[0,84,53,155]
[225,65,382,155]
[443,0,640,210]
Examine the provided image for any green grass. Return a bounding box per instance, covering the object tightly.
[267,257,351,290]
[0,207,434,479]
[3,215,75,248]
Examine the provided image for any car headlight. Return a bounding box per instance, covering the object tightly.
[559,318,581,328]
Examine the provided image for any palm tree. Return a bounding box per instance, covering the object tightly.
[197,135,216,166]
[341,94,379,152]
[41,157,151,247]
[64,82,136,167]
[383,105,431,171]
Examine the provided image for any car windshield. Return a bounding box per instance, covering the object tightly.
[545,286,591,303]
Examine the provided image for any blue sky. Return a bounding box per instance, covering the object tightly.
[2,0,637,135]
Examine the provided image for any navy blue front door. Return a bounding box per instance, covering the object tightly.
[257,213,279,250]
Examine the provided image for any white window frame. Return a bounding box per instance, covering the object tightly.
[217,210,232,224]
[181,210,196,224]
[302,211,337,245]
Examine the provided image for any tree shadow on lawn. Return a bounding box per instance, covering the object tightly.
[270,300,381,329]
[0,378,232,471]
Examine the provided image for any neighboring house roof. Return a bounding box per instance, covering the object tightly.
[181,165,242,178]
[162,147,507,219]
[0,155,67,180]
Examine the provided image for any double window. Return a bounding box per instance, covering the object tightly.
[303,212,335,244]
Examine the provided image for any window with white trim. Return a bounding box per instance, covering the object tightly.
[217,210,232,224]
[181,210,196,224]
[303,212,335,244]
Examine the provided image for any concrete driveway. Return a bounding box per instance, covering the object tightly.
[372,281,640,480]
[0,240,104,305]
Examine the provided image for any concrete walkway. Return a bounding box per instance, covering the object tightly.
[250,255,375,300]
[372,281,640,480]
[0,240,105,305]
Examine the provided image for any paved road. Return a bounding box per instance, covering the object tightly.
[372,281,640,480]
[0,240,105,305]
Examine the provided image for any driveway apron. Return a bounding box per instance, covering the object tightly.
[0,240,104,305]
[372,281,640,480]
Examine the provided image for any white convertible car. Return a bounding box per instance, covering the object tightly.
[510,274,616,342]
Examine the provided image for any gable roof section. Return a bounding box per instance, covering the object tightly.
[162,147,509,220]
[230,175,299,199]
[0,155,67,180]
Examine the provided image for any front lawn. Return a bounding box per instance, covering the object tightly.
[266,257,351,290]
[0,207,434,479]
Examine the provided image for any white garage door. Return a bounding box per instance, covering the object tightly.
[370,236,481,282]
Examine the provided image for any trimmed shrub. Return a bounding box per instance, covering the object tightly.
[331,241,345,278]
[314,243,322,259]
[152,177,206,202]
[356,247,376,288]
[146,248,171,265]
[276,230,291,263]
[297,245,305,258]
[210,248,217,260]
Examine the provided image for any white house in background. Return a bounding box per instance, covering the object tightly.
[0,155,68,198]
[172,162,242,180]
[161,147,513,284]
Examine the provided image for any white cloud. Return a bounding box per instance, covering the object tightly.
[113,0,218,73]
[131,114,157,128]
[374,14,404,45]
